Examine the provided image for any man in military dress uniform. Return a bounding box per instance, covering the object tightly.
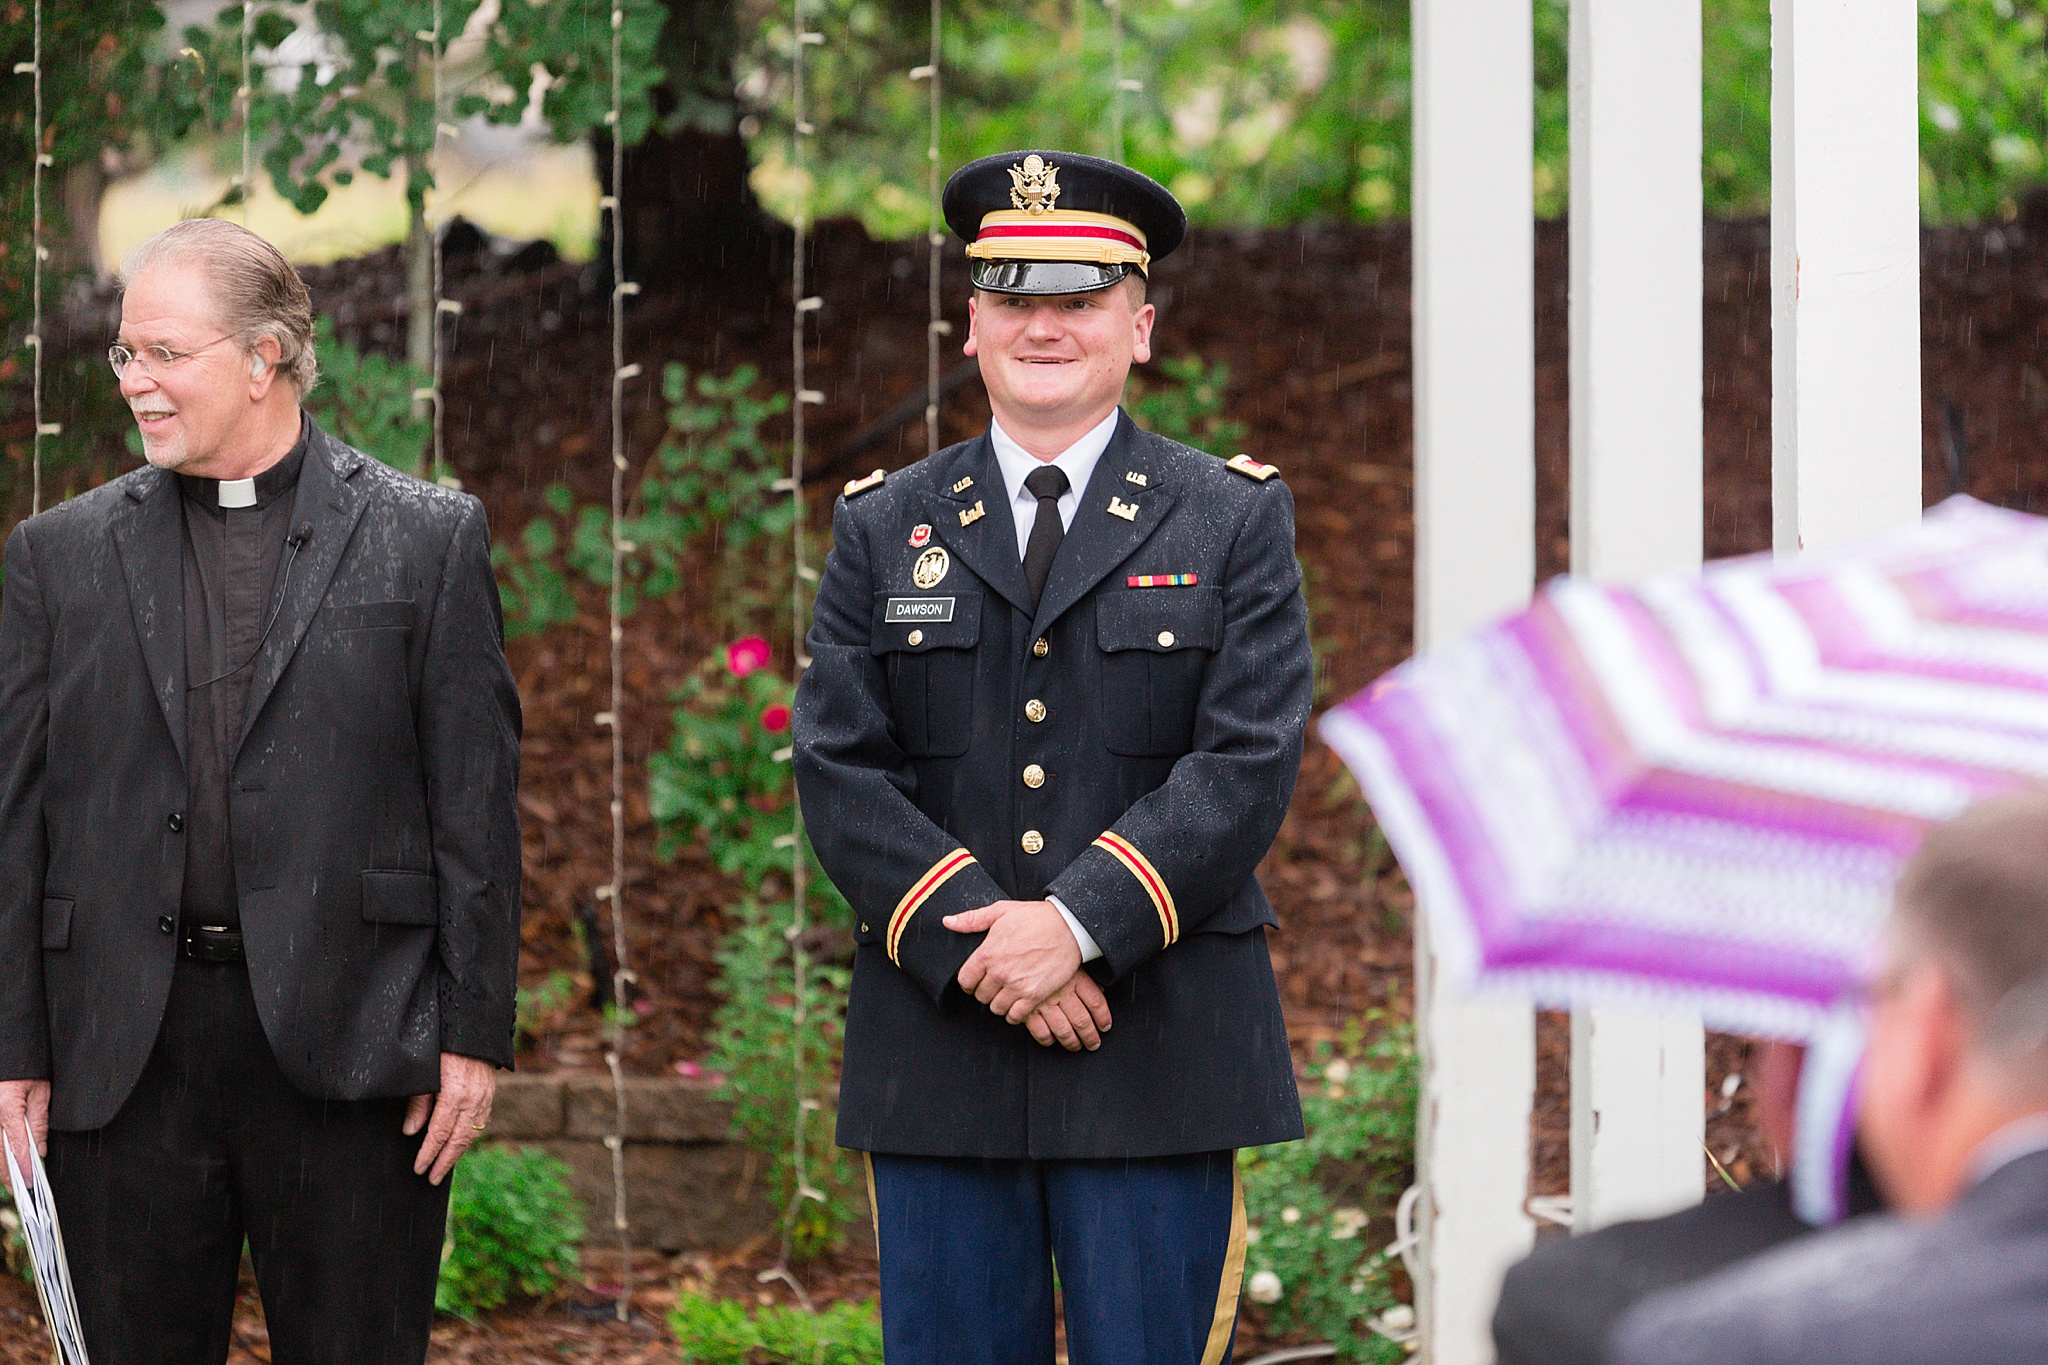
[794,150,1312,1365]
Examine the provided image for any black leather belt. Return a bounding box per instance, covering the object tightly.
[179,924,245,963]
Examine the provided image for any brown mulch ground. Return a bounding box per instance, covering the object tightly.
[6,210,2048,1356]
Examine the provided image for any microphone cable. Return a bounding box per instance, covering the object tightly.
[185,522,314,692]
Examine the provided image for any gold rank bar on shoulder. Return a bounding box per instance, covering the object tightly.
[1226,453,1279,482]
[844,468,887,498]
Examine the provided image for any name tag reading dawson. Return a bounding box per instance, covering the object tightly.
[886,596,956,624]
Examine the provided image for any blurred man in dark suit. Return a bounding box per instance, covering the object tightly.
[1609,794,2048,1365]
[1492,1043,1813,1365]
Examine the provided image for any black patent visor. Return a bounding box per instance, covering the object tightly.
[970,259,1135,295]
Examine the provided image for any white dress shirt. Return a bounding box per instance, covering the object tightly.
[985,411,1118,965]
[989,409,1119,557]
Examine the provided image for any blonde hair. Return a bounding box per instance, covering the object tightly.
[121,218,320,396]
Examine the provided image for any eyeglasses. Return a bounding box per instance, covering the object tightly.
[107,332,240,379]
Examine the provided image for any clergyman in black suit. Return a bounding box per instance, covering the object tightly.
[0,218,522,1364]
[1610,794,2048,1365]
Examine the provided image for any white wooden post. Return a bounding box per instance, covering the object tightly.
[1566,0,1708,1233]
[1411,1,1537,1358]
[1772,0,1923,552]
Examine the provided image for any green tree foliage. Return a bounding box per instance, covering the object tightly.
[733,0,2048,233]
[1918,0,2048,222]
[0,1,185,510]
[165,0,663,377]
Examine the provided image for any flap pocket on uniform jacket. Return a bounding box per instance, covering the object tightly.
[361,870,439,925]
[870,592,982,654]
[41,897,72,951]
[323,599,416,632]
[1096,587,1224,653]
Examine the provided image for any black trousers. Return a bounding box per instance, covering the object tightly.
[46,958,449,1365]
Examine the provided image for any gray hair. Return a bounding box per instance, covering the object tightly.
[1895,793,2048,1074]
[121,218,320,397]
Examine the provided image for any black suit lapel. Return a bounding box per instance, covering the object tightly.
[236,428,370,755]
[111,468,188,771]
[922,435,1034,620]
[1031,414,1176,636]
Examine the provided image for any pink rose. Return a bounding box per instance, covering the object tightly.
[759,703,792,734]
[727,636,771,677]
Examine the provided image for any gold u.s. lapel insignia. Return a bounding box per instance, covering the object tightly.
[951,476,975,494]
[908,523,932,548]
[1125,471,1149,487]
[1009,155,1061,214]
[958,500,986,527]
[912,547,951,589]
[1106,496,1140,522]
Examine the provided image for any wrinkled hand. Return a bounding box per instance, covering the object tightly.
[404,1053,497,1185]
[1024,971,1113,1051]
[0,1080,47,1197]
[945,899,1081,1024]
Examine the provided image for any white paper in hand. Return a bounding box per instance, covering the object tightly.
[5,1131,91,1364]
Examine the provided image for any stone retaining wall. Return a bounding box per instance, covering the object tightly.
[489,1072,778,1252]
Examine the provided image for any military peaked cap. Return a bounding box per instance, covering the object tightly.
[943,149,1188,295]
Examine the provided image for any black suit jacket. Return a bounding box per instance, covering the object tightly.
[1609,1149,2048,1365]
[0,421,522,1130]
[795,413,1310,1158]
[1492,1183,1811,1365]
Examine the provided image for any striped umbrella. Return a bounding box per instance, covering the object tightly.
[1320,495,2048,1043]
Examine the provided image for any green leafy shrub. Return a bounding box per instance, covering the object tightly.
[489,365,793,639]
[649,642,858,1258]
[1238,1015,1419,1363]
[566,364,794,626]
[492,484,583,640]
[1127,355,1249,458]
[706,897,860,1261]
[513,969,577,1052]
[302,317,432,473]
[435,1145,583,1319]
[671,1293,882,1364]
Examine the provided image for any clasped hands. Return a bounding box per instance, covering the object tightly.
[942,900,1112,1051]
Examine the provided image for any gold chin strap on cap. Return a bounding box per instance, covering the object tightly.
[966,209,1152,271]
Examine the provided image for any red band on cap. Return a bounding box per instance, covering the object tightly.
[976,223,1147,251]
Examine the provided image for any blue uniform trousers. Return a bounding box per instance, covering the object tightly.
[866,1150,1246,1365]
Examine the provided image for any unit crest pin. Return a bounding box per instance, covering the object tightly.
[909,523,932,548]
[912,547,951,589]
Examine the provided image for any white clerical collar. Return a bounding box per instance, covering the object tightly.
[988,408,1121,511]
[1968,1111,2048,1188]
[217,478,257,509]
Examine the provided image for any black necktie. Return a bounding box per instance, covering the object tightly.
[1021,465,1070,609]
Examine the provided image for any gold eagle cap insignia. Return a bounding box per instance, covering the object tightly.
[1008,155,1061,214]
